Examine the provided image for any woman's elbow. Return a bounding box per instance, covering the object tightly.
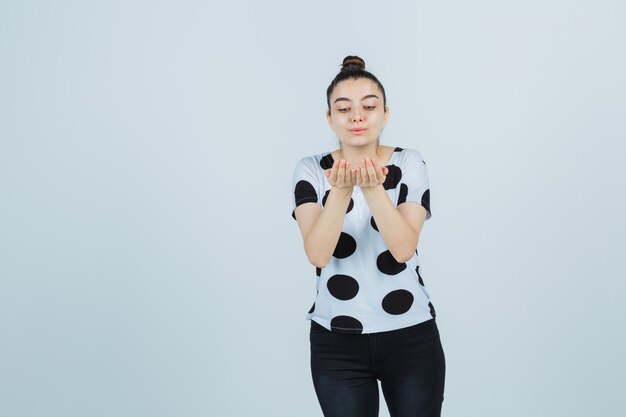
[304,247,330,268]
[392,252,414,264]
[391,244,419,263]
[307,255,329,269]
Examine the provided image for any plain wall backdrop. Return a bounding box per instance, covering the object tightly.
[1,1,625,416]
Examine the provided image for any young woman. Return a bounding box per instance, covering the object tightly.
[291,55,446,417]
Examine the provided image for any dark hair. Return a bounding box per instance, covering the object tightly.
[326,55,387,113]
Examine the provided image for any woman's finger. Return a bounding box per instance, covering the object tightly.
[355,167,363,187]
[365,158,377,184]
[360,159,370,185]
[328,160,338,184]
[337,159,345,184]
[372,159,386,183]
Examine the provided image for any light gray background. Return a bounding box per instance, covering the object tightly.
[1,1,624,416]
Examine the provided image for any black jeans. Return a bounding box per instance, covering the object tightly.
[310,319,446,417]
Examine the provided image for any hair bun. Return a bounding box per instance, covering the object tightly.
[341,55,365,71]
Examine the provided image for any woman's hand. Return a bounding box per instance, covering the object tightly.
[325,159,356,189]
[356,157,389,189]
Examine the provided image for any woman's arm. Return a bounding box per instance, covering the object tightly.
[295,187,353,268]
[361,186,427,262]
[294,159,355,268]
[357,156,427,263]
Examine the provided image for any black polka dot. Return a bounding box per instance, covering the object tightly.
[394,147,403,152]
[295,180,318,206]
[320,154,334,170]
[322,190,354,213]
[429,301,436,318]
[382,289,414,315]
[330,316,363,334]
[376,250,407,275]
[327,274,359,300]
[416,266,425,286]
[293,180,318,220]
[382,165,402,190]
[308,302,315,313]
[333,232,357,258]
[397,183,408,205]
[421,189,431,215]
[370,216,378,232]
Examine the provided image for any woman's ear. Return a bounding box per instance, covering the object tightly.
[326,110,334,129]
[383,106,390,124]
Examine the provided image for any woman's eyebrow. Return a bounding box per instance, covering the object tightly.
[333,94,380,104]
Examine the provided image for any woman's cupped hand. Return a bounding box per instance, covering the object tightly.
[325,158,389,189]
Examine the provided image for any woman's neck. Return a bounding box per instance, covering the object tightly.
[336,144,389,168]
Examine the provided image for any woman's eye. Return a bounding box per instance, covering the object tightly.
[365,106,376,110]
[338,108,350,113]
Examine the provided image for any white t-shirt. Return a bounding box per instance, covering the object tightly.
[291,147,437,334]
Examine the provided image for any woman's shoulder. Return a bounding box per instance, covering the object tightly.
[295,150,335,172]
[293,153,331,179]
[390,146,426,164]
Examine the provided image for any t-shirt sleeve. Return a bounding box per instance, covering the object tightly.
[291,157,321,220]
[397,149,432,220]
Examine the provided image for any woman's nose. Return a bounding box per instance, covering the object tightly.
[352,109,363,121]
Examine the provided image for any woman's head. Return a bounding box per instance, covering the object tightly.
[326,56,389,148]
[326,56,387,112]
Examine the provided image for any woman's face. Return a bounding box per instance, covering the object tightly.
[326,77,389,149]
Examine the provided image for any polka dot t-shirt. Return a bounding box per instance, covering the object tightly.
[291,147,437,334]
